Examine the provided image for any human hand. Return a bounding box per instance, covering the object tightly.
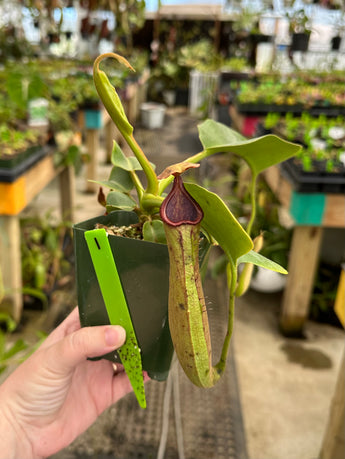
[0,307,148,459]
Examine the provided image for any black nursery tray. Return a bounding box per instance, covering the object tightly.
[236,102,345,117]
[0,146,50,183]
[281,159,345,194]
[236,102,304,116]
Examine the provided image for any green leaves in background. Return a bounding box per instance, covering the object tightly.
[0,311,47,375]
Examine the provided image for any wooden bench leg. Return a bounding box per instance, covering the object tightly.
[85,128,99,193]
[0,215,22,322]
[280,226,323,335]
[59,165,75,222]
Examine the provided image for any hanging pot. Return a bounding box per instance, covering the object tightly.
[73,210,174,381]
[331,36,342,51]
[291,33,310,52]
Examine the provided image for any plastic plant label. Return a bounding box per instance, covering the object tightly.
[84,228,146,409]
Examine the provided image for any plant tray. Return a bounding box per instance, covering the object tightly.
[236,102,304,115]
[236,103,345,117]
[0,146,50,183]
[281,158,345,193]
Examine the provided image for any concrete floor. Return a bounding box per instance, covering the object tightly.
[23,107,344,459]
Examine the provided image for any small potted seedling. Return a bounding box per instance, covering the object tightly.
[73,53,301,408]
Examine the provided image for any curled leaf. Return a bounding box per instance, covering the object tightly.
[93,53,134,137]
[157,161,200,180]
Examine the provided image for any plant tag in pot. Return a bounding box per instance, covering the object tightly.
[85,228,146,409]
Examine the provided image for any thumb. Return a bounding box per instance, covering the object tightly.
[48,325,126,373]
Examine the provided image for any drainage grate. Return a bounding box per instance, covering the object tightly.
[51,274,248,459]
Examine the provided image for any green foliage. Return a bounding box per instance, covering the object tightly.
[20,213,72,302]
[0,124,41,156]
[236,74,345,108]
[310,263,342,326]
[264,111,345,173]
[0,312,47,375]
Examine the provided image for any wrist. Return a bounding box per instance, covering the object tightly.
[0,389,35,459]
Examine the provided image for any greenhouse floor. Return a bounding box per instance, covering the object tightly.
[20,107,344,459]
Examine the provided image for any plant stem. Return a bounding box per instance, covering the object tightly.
[246,175,257,237]
[125,133,159,196]
[129,170,144,200]
[215,260,237,375]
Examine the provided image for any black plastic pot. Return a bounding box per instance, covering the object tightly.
[291,33,310,52]
[73,211,174,381]
[331,36,342,51]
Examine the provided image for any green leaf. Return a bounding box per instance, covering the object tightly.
[143,220,167,244]
[0,331,5,359]
[237,250,288,274]
[21,287,48,307]
[28,73,47,100]
[198,119,301,176]
[0,312,17,332]
[3,338,28,360]
[106,191,137,212]
[6,72,26,109]
[94,54,134,137]
[111,142,142,171]
[91,166,134,192]
[185,183,253,264]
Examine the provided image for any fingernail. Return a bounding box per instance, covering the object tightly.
[105,326,126,347]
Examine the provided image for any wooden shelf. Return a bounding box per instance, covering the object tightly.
[264,165,345,335]
[0,153,75,321]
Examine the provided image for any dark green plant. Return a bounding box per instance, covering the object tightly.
[266,111,345,173]
[0,124,42,157]
[0,310,47,375]
[288,7,312,34]
[20,213,72,303]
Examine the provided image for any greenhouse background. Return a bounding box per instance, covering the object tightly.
[0,1,344,459]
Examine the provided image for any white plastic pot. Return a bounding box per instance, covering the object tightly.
[250,266,287,293]
[140,102,166,129]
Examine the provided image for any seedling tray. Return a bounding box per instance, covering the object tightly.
[0,146,49,183]
[281,158,345,193]
[236,103,345,117]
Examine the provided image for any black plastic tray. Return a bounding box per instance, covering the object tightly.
[236,102,345,117]
[0,146,50,183]
[281,159,345,193]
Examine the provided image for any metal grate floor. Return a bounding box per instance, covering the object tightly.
[51,274,248,459]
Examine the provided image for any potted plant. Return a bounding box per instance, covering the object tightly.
[288,7,312,52]
[330,9,345,51]
[262,111,345,193]
[0,123,48,183]
[73,53,301,403]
